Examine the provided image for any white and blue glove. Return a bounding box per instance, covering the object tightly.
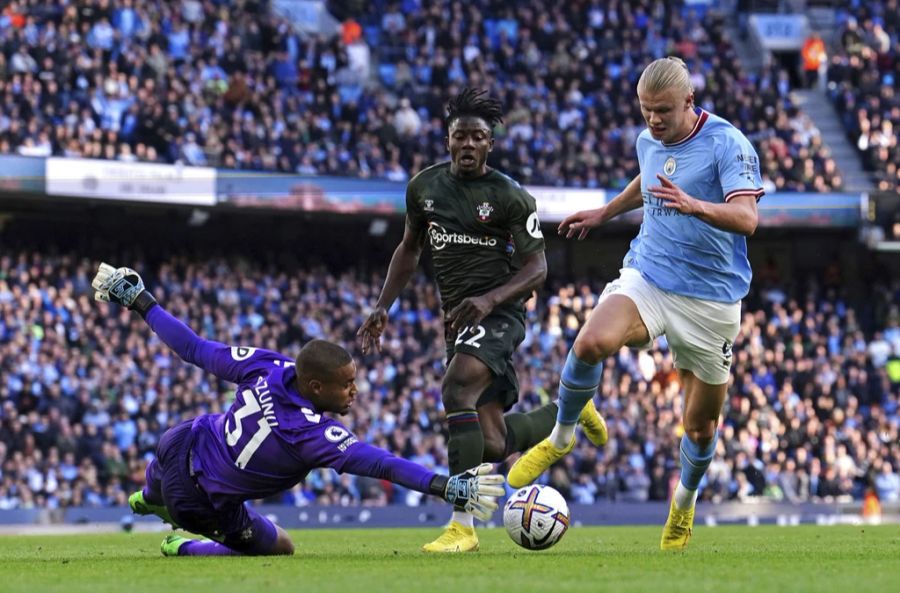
[431,463,505,521]
[91,262,157,317]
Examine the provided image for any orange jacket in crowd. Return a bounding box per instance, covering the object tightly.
[342,19,362,45]
[802,36,826,71]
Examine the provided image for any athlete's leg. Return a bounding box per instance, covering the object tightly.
[472,365,560,463]
[661,293,739,550]
[477,399,509,463]
[509,293,650,488]
[166,506,293,557]
[130,426,181,527]
[676,370,725,508]
[423,353,492,552]
[151,420,292,557]
[442,353,494,483]
[502,404,561,460]
[555,294,650,443]
[142,458,163,504]
[661,370,726,551]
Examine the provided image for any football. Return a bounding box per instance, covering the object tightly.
[503,485,570,550]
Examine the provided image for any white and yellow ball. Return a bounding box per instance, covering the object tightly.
[503,485,570,550]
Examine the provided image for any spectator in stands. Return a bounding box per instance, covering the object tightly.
[801,32,826,90]
[874,460,900,502]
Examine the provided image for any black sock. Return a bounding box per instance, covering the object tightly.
[504,402,559,455]
[447,410,485,481]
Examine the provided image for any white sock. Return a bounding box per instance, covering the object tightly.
[451,510,474,528]
[673,481,698,510]
[549,422,576,449]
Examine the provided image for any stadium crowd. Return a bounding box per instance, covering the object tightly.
[828,0,900,195]
[0,0,841,191]
[0,251,897,510]
[363,0,842,192]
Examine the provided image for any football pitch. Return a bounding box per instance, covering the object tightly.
[0,525,897,593]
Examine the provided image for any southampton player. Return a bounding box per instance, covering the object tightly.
[508,57,765,551]
[91,263,504,557]
[358,88,608,553]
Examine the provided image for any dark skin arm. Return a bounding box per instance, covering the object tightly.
[445,250,547,333]
[357,218,426,354]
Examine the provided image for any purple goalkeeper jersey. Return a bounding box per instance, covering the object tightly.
[145,305,437,507]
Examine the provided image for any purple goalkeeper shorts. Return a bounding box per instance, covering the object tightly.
[150,420,278,554]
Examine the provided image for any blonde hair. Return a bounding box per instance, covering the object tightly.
[637,57,693,97]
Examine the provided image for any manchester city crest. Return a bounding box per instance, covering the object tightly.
[663,156,677,176]
[476,201,494,222]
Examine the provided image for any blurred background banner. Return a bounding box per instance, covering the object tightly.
[215,168,863,227]
[0,156,45,195]
[528,187,608,223]
[216,170,406,213]
[756,192,864,228]
[45,158,217,206]
[273,0,339,35]
[749,14,809,51]
[217,171,614,222]
[0,155,865,227]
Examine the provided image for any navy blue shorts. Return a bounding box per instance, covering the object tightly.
[151,420,278,554]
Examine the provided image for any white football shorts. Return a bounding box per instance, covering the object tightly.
[600,267,740,385]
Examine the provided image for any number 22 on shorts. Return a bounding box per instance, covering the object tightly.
[455,325,485,348]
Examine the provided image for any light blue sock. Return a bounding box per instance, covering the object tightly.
[679,432,717,491]
[556,349,603,425]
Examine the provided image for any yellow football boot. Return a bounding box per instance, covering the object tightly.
[507,436,576,489]
[421,521,479,553]
[660,499,695,551]
[578,399,608,447]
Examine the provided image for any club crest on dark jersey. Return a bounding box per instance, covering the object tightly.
[423,199,434,212]
[476,201,494,222]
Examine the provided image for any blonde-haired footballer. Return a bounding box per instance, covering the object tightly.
[509,57,765,551]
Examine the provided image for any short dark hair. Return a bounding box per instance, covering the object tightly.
[296,340,352,381]
[446,88,504,131]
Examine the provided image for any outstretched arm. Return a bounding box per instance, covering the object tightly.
[92,263,250,384]
[143,306,249,383]
[599,174,644,221]
[337,441,504,520]
[340,441,436,493]
[358,218,426,354]
[558,174,643,240]
[374,218,426,312]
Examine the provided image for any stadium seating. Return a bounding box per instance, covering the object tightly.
[0,252,897,509]
[0,0,841,190]
[827,1,900,195]
[360,0,843,191]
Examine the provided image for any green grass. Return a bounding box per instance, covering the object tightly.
[0,525,898,593]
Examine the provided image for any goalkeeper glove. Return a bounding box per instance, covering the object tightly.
[91,262,157,317]
[429,463,505,521]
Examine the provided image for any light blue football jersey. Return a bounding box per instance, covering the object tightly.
[625,108,764,303]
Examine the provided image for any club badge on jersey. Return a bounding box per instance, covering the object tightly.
[664,156,677,176]
[476,201,494,222]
